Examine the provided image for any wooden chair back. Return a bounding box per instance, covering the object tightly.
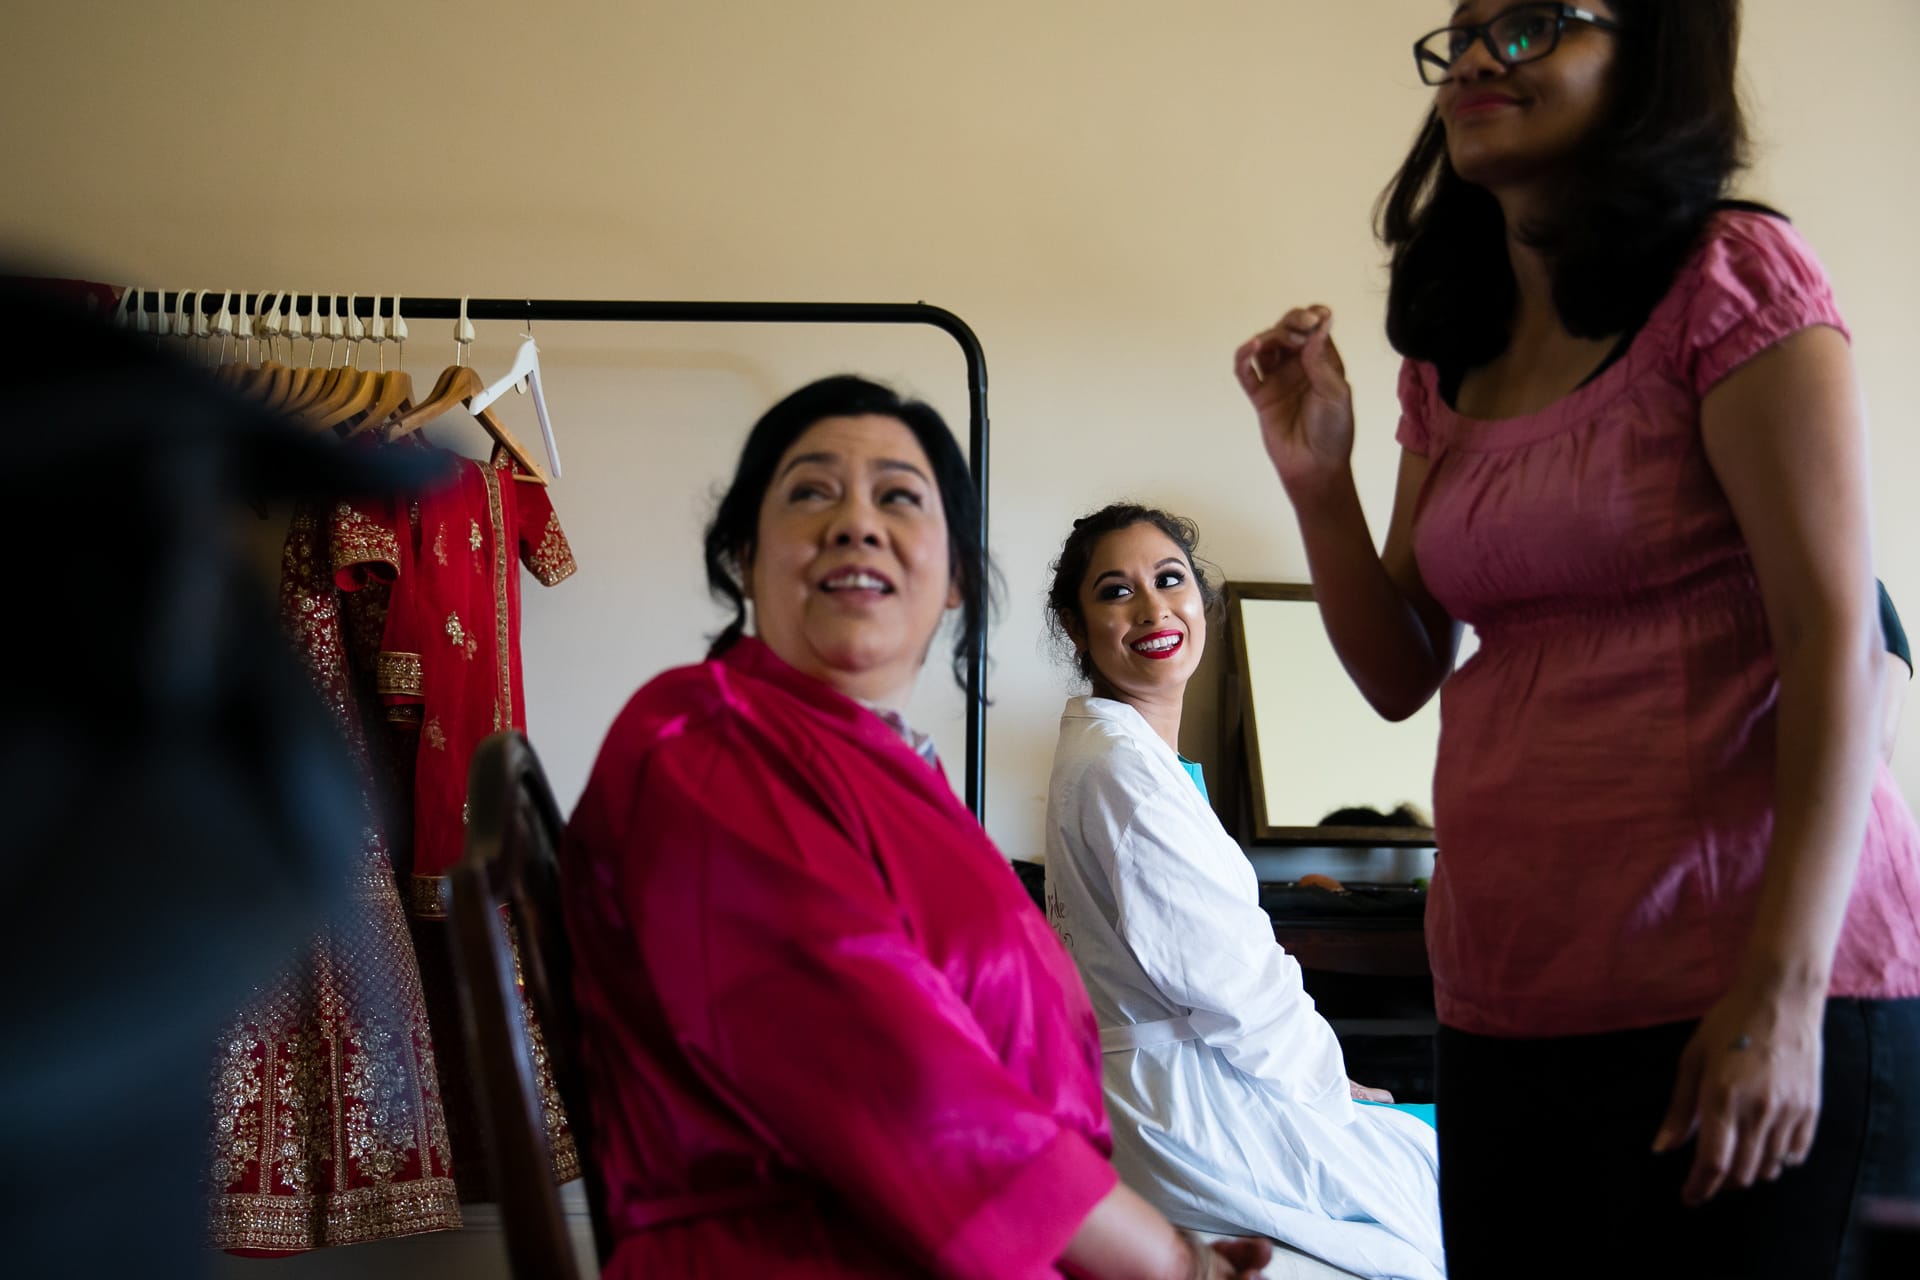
[451,730,612,1276]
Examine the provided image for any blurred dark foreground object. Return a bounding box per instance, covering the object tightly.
[1858,1196,1920,1277]
[0,275,433,1277]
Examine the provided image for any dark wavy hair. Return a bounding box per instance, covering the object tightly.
[1045,503,1222,682]
[702,374,992,697]
[1376,0,1748,370]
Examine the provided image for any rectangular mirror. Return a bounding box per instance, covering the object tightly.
[1224,582,1439,847]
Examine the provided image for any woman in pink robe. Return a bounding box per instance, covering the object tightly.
[563,376,1270,1278]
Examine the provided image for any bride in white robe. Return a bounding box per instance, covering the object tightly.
[1041,506,1445,1280]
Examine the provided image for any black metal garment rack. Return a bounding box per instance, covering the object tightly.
[140,292,993,817]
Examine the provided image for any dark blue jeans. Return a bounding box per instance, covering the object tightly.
[1434,998,1920,1279]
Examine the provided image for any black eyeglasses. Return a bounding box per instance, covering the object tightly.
[1414,3,1621,86]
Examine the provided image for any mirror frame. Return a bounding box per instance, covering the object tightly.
[1224,581,1437,848]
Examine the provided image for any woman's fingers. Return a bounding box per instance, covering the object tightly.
[1236,308,1340,394]
[1653,1041,1704,1155]
[1727,1098,1777,1190]
[1683,1084,1739,1205]
[1281,304,1332,335]
[1784,1110,1817,1167]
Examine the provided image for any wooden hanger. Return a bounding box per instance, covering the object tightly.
[246,292,298,414]
[385,297,549,483]
[387,365,548,482]
[389,362,482,435]
[477,402,550,483]
[345,298,415,437]
[281,310,334,415]
[298,297,370,427]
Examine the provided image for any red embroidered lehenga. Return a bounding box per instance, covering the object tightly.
[207,445,578,1250]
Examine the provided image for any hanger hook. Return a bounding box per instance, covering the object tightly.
[345,292,366,369]
[284,289,304,363]
[455,295,473,367]
[192,289,213,362]
[391,293,408,369]
[212,290,234,364]
[258,290,281,361]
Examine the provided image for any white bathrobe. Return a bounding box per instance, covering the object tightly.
[1045,696,1445,1280]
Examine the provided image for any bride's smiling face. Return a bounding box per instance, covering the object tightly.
[1070,522,1207,704]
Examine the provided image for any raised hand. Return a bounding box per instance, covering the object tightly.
[1233,304,1356,499]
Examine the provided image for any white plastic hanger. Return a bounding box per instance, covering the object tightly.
[467,315,562,478]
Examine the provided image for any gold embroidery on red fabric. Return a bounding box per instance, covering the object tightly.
[408,874,453,919]
[424,716,446,752]
[444,612,475,659]
[527,511,578,587]
[504,915,583,1183]
[208,1184,462,1253]
[376,650,424,698]
[210,502,461,1250]
[329,502,400,576]
[432,523,449,568]
[483,464,511,731]
[388,704,423,728]
[469,519,483,552]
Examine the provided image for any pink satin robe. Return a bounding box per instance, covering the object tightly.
[562,638,1117,1277]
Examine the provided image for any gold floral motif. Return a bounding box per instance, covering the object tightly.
[329,502,400,578]
[469,519,483,552]
[375,651,424,698]
[424,717,446,752]
[444,612,476,659]
[432,523,449,568]
[527,511,578,587]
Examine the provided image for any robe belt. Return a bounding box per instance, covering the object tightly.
[1099,1015,1199,1053]
[620,1181,814,1233]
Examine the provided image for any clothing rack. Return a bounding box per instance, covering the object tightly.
[130,291,994,818]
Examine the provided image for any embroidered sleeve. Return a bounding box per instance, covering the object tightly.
[515,481,577,587]
[330,498,401,590]
[376,551,426,734]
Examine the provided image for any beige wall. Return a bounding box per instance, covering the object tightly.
[7,0,1917,867]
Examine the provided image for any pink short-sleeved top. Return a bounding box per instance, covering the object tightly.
[1397,209,1920,1037]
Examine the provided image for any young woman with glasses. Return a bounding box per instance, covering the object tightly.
[1234,2,1920,1275]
